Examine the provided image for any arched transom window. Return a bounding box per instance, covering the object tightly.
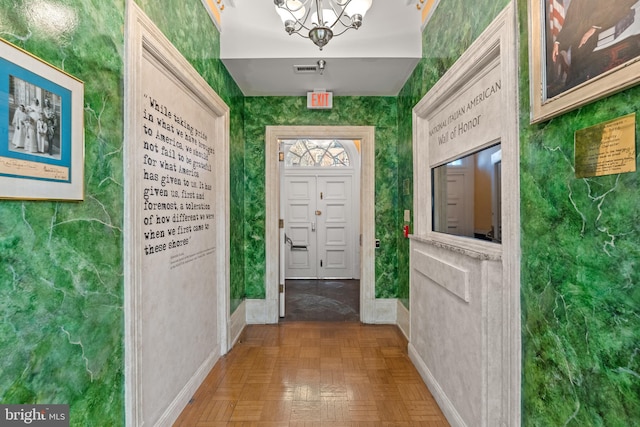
[285,139,351,167]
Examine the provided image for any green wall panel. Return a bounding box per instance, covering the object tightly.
[0,1,126,425]
[243,96,399,299]
[516,0,640,424]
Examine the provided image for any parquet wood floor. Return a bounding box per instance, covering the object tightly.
[174,322,450,427]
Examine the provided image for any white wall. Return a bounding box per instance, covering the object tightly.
[409,239,503,425]
[125,4,230,426]
[410,5,520,426]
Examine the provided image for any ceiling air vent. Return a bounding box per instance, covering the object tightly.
[293,64,319,74]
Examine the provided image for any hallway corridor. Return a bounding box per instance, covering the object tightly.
[174,322,449,426]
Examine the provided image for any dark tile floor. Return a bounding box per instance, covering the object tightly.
[281,279,360,322]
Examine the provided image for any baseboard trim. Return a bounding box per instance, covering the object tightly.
[408,343,466,427]
[245,297,402,325]
[154,347,220,427]
[246,298,279,324]
[372,298,397,324]
[230,301,246,347]
[396,300,410,340]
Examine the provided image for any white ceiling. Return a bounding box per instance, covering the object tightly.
[220,1,422,96]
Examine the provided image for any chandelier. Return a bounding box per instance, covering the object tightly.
[274,0,373,50]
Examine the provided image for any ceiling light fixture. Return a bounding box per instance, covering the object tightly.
[274,0,373,50]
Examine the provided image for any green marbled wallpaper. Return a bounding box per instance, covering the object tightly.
[243,96,399,299]
[0,0,125,425]
[229,99,246,312]
[396,0,509,309]
[517,0,640,424]
[135,0,246,312]
[397,68,419,309]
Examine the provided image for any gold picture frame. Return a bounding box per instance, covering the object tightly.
[529,0,640,123]
[0,38,84,200]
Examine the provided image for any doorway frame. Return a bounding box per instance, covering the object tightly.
[281,139,360,280]
[266,126,376,323]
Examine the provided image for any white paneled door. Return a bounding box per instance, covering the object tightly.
[284,174,354,280]
[317,176,353,278]
[446,160,474,238]
[284,176,318,278]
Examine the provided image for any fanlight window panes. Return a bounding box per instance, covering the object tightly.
[285,139,350,167]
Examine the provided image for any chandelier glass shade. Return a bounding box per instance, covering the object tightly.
[274,0,373,50]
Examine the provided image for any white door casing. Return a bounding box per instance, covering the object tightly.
[265,126,375,324]
[278,156,286,316]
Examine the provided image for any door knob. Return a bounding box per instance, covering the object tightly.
[315,210,322,216]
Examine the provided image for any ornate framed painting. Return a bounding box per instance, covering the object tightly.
[530,0,640,123]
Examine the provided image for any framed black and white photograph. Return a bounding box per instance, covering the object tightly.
[0,38,84,200]
[530,0,640,123]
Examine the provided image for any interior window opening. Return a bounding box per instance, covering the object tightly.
[432,143,502,243]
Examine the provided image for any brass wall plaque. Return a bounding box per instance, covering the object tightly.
[575,113,636,178]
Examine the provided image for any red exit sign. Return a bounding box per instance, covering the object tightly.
[307,91,333,109]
